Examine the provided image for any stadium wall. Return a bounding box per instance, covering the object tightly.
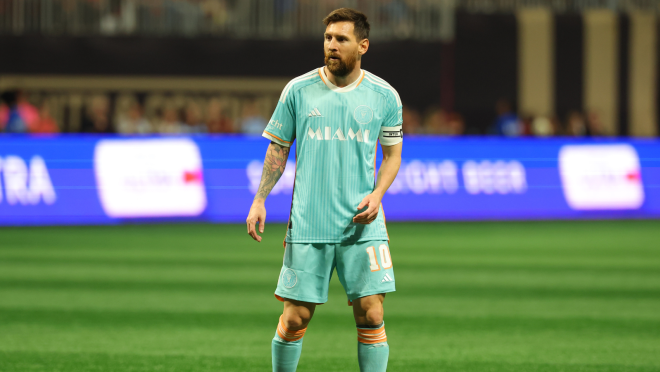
[0,36,443,116]
[0,135,658,226]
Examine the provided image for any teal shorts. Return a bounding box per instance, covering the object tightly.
[275,240,395,304]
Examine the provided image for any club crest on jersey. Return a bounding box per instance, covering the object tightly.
[354,105,373,125]
[282,269,297,288]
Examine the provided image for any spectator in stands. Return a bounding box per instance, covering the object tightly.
[566,110,587,136]
[421,106,463,135]
[101,0,137,35]
[530,116,553,137]
[491,98,522,136]
[116,102,152,134]
[382,0,411,36]
[81,95,114,134]
[549,115,562,136]
[17,91,40,131]
[519,114,533,136]
[202,0,230,31]
[182,102,208,134]
[446,112,465,136]
[100,0,123,35]
[1,90,58,134]
[206,98,233,133]
[32,102,59,134]
[156,106,184,134]
[0,100,8,131]
[0,90,28,133]
[586,110,604,136]
[239,100,267,134]
[422,106,447,135]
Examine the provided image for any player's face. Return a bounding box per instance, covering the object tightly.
[324,22,361,77]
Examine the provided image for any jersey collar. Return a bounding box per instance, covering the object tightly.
[319,67,364,93]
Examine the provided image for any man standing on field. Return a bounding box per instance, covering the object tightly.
[246,8,403,372]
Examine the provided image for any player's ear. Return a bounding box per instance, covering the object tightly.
[358,38,369,56]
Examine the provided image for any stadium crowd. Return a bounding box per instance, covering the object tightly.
[1,89,608,137]
[0,0,432,37]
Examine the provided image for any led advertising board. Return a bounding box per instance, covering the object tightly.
[0,136,658,225]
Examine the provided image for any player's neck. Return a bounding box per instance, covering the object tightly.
[324,65,362,88]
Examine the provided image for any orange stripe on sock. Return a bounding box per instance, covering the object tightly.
[358,334,387,339]
[358,332,387,341]
[358,336,388,344]
[357,324,387,344]
[276,315,307,342]
[357,327,385,335]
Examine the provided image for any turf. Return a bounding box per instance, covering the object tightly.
[0,220,659,371]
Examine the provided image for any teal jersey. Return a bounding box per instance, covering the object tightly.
[263,67,403,243]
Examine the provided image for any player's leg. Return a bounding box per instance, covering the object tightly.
[336,241,395,372]
[353,294,389,372]
[272,299,316,372]
[272,242,336,372]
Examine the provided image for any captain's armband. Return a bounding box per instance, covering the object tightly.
[379,125,403,146]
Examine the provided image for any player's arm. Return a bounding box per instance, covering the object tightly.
[246,141,291,242]
[353,142,402,224]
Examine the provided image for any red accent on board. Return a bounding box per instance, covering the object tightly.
[183,170,203,183]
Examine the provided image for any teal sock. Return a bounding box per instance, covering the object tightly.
[357,322,389,372]
[272,316,306,372]
[272,335,303,372]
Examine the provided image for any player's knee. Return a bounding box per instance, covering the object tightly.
[364,306,384,325]
[281,311,312,330]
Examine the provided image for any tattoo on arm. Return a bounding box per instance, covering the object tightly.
[255,142,290,200]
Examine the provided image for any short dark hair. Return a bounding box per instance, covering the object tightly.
[323,8,370,41]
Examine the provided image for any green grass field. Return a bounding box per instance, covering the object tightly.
[1,220,659,372]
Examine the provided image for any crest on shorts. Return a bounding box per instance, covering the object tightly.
[282,269,297,289]
[354,105,373,125]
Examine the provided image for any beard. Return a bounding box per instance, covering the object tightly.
[324,50,359,77]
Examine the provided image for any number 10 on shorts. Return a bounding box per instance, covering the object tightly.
[366,244,393,272]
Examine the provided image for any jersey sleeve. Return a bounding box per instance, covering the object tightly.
[379,90,403,146]
[263,94,296,147]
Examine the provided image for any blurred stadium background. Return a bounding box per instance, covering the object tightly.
[1,1,659,371]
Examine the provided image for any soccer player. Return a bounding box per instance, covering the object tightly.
[246,8,403,372]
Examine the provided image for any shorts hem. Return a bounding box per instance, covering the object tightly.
[285,238,390,244]
[274,292,327,305]
[347,287,396,302]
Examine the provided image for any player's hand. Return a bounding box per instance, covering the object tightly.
[246,200,267,242]
[353,193,382,224]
